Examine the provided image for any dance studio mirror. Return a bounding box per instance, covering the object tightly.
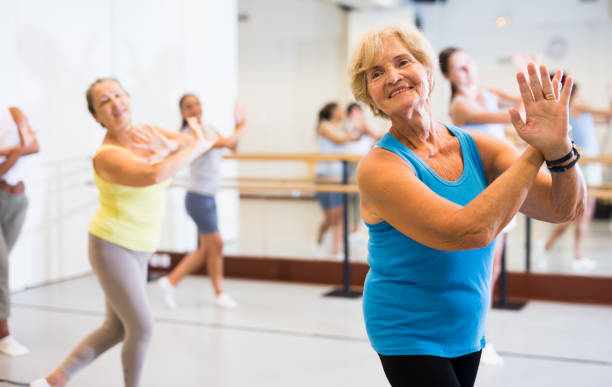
[162,0,611,288]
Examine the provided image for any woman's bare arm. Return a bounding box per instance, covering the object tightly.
[9,107,39,155]
[358,143,543,251]
[95,118,216,187]
[450,99,512,126]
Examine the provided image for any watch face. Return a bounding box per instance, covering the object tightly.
[546,35,569,59]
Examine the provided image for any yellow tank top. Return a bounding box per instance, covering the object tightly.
[89,144,171,252]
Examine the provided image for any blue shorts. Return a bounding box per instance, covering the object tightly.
[316,192,343,210]
[185,191,218,234]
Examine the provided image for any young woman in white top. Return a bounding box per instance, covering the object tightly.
[157,94,245,309]
[439,47,523,366]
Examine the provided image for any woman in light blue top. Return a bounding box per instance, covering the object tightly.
[314,102,358,258]
[350,26,585,387]
[545,77,612,272]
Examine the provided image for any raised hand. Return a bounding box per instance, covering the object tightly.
[129,125,179,161]
[186,117,218,153]
[509,63,573,160]
[17,122,36,149]
[234,102,246,127]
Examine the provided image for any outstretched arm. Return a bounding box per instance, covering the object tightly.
[10,107,39,155]
[212,102,247,151]
[95,117,217,187]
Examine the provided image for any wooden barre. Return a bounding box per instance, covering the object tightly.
[224,153,363,162]
[588,189,612,200]
[581,156,612,165]
[221,183,359,193]
[171,182,359,193]
[221,176,357,184]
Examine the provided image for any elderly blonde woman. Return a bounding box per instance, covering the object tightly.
[351,26,585,386]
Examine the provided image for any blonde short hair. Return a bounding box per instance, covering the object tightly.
[348,25,437,119]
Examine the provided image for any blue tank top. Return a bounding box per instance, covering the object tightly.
[363,125,495,357]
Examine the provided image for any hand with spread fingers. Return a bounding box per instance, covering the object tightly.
[186,116,218,153]
[128,125,180,162]
[509,63,573,160]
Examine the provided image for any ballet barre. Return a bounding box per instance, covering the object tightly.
[581,156,612,164]
[522,152,612,273]
[224,153,363,163]
[220,182,359,193]
[223,153,363,297]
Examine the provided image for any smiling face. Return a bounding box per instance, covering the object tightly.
[445,50,478,89]
[365,38,433,120]
[89,79,132,130]
[180,94,203,124]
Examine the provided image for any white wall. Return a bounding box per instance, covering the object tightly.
[237,0,350,178]
[0,0,238,291]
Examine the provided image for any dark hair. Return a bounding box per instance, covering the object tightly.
[438,47,460,100]
[347,102,362,115]
[551,72,577,102]
[85,78,126,116]
[318,102,339,122]
[178,93,200,129]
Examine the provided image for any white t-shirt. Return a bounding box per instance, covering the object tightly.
[182,124,223,196]
[0,107,24,185]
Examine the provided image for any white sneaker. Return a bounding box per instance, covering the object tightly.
[349,231,365,244]
[572,257,597,273]
[215,293,237,309]
[0,335,29,356]
[481,343,504,366]
[535,242,550,271]
[30,379,51,387]
[580,257,597,270]
[157,276,177,309]
[331,252,345,261]
[537,257,549,270]
[313,243,326,259]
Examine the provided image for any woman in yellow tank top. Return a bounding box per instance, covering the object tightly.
[31,78,216,387]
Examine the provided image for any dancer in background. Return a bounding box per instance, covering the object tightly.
[157,94,245,309]
[439,47,523,366]
[31,78,215,387]
[544,77,612,272]
[344,102,381,242]
[0,106,38,357]
[314,102,358,259]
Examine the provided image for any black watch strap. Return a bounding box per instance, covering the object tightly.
[548,152,581,172]
[545,142,577,167]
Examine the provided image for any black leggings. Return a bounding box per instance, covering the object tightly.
[378,350,482,387]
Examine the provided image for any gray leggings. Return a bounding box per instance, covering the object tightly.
[0,190,28,320]
[59,234,153,387]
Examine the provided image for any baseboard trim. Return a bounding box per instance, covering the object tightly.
[150,253,612,306]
